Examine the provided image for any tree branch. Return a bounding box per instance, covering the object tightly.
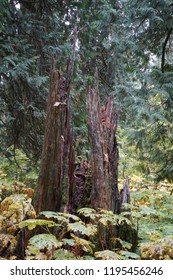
[161,28,172,73]
[135,1,160,32]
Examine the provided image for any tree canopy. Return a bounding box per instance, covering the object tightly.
[1,0,173,181]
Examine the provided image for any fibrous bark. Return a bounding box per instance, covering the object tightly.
[86,77,120,213]
[36,64,69,213]
[36,27,77,213]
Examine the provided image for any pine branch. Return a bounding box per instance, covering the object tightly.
[135,1,160,32]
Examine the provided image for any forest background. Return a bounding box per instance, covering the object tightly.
[0,0,173,260]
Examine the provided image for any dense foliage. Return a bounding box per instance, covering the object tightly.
[0,173,173,260]
[1,0,173,180]
[1,0,173,259]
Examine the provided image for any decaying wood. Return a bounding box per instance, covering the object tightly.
[63,26,78,213]
[120,176,130,206]
[86,77,120,213]
[120,176,131,220]
[36,27,77,213]
[65,159,91,213]
[36,66,68,212]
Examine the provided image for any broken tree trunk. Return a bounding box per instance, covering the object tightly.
[36,27,77,213]
[36,64,69,213]
[87,79,120,213]
[120,176,130,205]
[120,176,131,214]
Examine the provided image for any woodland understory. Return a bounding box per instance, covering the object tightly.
[1,0,173,260]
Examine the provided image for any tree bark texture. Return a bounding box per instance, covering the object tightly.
[37,64,71,213]
[36,27,77,213]
[87,81,120,213]
[66,160,91,213]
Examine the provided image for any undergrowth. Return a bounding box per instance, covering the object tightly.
[0,169,173,260]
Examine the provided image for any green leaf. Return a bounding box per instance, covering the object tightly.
[118,216,132,225]
[139,206,158,217]
[94,250,121,260]
[40,211,67,223]
[131,212,142,219]
[77,208,98,219]
[19,219,59,230]
[28,234,62,250]
[71,233,94,254]
[62,238,75,246]
[80,255,94,260]
[119,250,140,260]
[52,249,78,260]
[119,240,133,250]
[122,203,139,211]
[99,213,131,226]
[67,221,97,237]
[60,212,81,222]
[40,211,80,223]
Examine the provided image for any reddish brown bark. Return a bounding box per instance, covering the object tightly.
[36,65,69,213]
[66,160,91,213]
[87,79,120,213]
[36,27,77,213]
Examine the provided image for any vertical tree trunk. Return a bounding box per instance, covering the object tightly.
[36,27,77,213]
[36,63,69,213]
[87,78,120,213]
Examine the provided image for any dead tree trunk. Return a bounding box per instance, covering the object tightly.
[87,79,120,213]
[36,28,77,213]
[36,65,68,213]
[120,176,130,213]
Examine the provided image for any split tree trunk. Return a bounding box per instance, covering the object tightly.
[87,79,120,213]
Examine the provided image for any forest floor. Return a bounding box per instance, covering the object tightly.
[125,176,173,259]
[0,171,173,260]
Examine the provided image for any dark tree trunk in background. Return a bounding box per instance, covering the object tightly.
[87,78,120,213]
[120,176,130,212]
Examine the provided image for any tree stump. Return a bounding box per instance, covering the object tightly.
[36,59,74,213]
[86,78,120,213]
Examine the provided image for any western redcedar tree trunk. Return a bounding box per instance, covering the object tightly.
[36,63,68,212]
[87,77,120,213]
[36,28,77,213]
